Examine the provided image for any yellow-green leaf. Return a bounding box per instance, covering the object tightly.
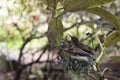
[41,0,54,8]
[87,23,95,30]
[86,7,120,29]
[110,56,120,63]
[64,0,115,12]
[104,30,120,47]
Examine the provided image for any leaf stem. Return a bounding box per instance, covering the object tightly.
[94,30,105,63]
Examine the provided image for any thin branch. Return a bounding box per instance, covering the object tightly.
[80,32,95,42]
[64,22,82,31]
[18,33,46,63]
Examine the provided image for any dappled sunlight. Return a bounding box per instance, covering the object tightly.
[0,0,120,80]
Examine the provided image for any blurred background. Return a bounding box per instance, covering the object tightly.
[0,0,120,80]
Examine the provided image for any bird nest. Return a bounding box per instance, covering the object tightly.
[58,36,95,73]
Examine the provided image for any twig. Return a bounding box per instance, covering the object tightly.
[64,22,82,31]
[14,60,53,80]
[80,32,95,42]
[18,33,46,63]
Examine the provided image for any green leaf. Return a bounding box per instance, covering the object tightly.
[110,56,120,63]
[86,7,120,29]
[29,74,37,79]
[41,0,54,8]
[87,23,95,30]
[63,0,115,12]
[104,30,120,47]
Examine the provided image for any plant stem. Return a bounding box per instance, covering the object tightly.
[96,47,105,63]
[94,29,105,63]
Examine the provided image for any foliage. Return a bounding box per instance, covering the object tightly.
[41,0,120,80]
[0,0,120,80]
[63,0,115,12]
